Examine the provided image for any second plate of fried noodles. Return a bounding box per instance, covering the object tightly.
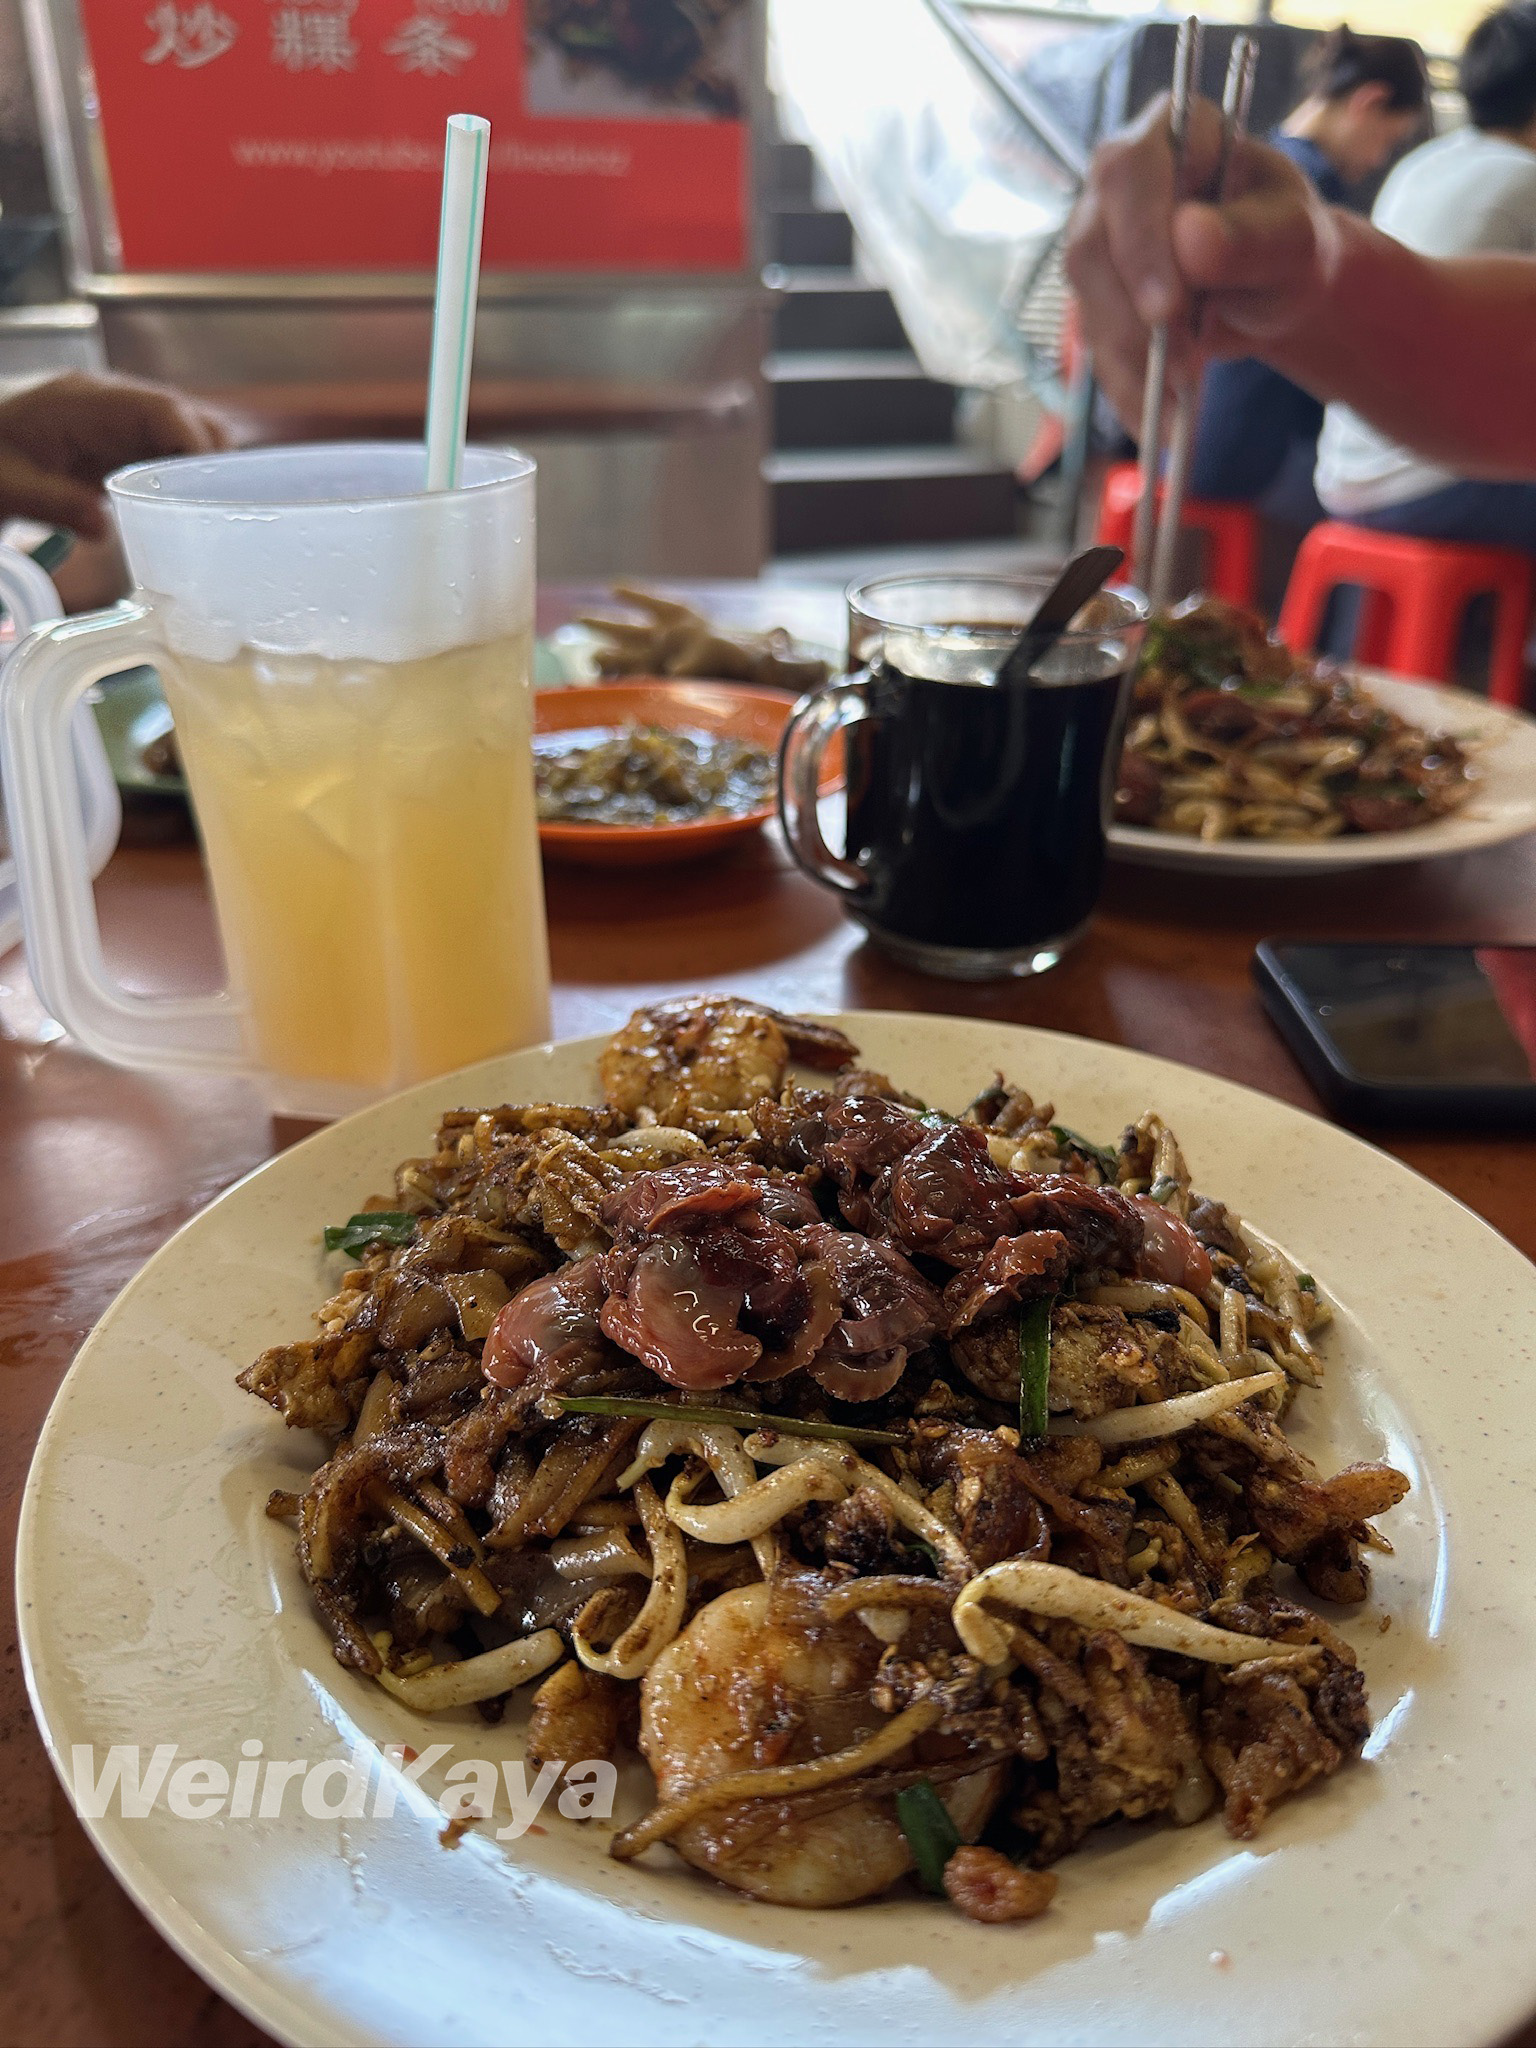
[1109,600,1536,875]
[20,1004,1536,2047]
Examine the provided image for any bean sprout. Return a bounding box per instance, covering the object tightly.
[1052,1370,1285,1445]
[617,1419,779,1576]
[952,1560,1307,1669]
[372,1485,501,1618]
[817,1575,955,1621]
[371,1628,562,1711]
[610,1699,944,1862]
[1144,1471,1217,1565]
[1080,1280,1211,1330]
[1220,1286,1248,1364]
[742,1434,972,1583]
[666,1459,848,1543]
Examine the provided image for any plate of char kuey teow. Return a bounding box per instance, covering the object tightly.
[1109,598,1536,874]
[19,997,1536,2048]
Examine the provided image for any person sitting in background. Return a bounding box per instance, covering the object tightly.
[1189,27,1428,523]
[0,370,228,539]
[1314,2,1536,548]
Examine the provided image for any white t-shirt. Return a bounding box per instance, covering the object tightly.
[1315,127,1536,515]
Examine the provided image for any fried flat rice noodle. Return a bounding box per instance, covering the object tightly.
[241,992,1407,1921]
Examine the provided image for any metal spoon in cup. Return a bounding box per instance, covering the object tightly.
[994,543,1127,687]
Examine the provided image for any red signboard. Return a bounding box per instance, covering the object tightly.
[76,0,749,273]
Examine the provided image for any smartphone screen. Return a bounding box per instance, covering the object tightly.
[1266,945,1536,1086]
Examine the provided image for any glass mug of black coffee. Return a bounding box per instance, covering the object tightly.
[778,572,1149,980]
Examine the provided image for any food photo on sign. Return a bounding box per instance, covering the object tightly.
[523,0,754,119]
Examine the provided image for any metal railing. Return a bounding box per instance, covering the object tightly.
[920,0,1092,182]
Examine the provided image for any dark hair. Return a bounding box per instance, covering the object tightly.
[1460,3,1536,130]
[1304,25,1430,112]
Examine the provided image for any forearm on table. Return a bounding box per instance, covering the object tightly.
[1255,218,1536,477]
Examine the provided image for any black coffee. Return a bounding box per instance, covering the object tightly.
[843,649,1132,952]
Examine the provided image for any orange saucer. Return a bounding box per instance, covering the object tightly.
[534,679,820,867]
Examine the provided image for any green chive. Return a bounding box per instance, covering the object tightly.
[550,1394,904,1448]
[896,1779,962,1894]
[1018,1297,1053,1441]
[1369,781,1428,803]
[1297,1273,1316,1292]
[1148,1175,1181,1204]
[1050,1123,1119,1181]
[323,1212,418,1256]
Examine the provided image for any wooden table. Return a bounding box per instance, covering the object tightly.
[4,597,1536,2045]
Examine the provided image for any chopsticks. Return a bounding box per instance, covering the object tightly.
[1132,13,1201,602]
[1136,28,1261,610]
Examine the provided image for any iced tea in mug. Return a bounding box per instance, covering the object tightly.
[1,443,550,1116]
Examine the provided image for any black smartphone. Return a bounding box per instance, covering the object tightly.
[1253,940,1536,1128]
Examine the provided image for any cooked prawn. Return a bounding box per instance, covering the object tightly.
[599,997,856,1125]
[636,1583,1000,1906]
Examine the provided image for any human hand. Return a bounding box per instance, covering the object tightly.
[0,371,231,540]
[1065,95,1343,428]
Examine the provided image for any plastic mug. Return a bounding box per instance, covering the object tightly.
[0,442,550,1117]
[0,544,120,958]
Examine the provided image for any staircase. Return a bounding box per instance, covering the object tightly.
[763,141,1021,560]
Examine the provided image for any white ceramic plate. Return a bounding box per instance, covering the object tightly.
[18,1014,1536,2048]
[1109,669,1536,875]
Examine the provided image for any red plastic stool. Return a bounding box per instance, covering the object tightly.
[1095,460,1261,609]
[1278,521,1533,707]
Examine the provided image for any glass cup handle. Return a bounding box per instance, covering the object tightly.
[0,544,63,638]
[0,545,122,892]
[0,602,246,1071]
[778,674,871,897]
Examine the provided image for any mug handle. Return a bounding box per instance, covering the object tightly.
[778,672,871,898]
[0,547,121,941]
[0,602,245,1071]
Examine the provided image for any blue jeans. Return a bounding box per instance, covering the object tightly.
[1352,480,1536,555]
[1191,358,1325,526]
